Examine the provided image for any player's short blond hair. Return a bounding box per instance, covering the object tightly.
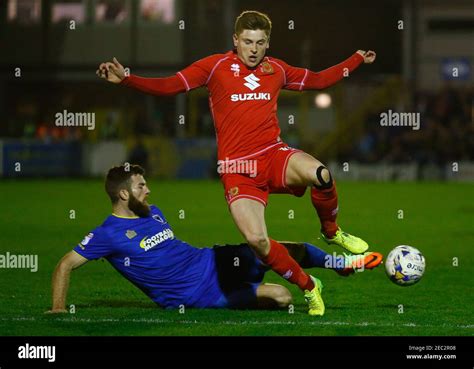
[234,10,272,38]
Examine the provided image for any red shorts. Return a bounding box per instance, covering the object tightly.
[220,143,307,207]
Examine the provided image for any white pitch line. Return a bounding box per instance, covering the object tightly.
[1,317,473,330]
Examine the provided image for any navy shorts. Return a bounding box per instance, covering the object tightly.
[212,243,270,309]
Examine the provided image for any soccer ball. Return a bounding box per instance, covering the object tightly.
[385,245,425,286]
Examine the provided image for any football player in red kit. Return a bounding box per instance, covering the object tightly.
[97,10,376,316]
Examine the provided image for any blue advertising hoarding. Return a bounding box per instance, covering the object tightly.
[1,141,82,177]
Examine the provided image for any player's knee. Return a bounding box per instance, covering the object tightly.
[314,165,333,189]
[245,233,269,254]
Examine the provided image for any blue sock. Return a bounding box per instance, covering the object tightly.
[300,242,345,270]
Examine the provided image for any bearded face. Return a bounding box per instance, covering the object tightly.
[128,192,151,218]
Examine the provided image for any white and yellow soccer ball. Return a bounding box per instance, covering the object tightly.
[385,245,425,286]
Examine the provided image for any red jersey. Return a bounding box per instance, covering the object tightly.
[122,50,364,160]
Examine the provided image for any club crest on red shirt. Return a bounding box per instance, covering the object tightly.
[261,61,274,74]
[229,187,239,197]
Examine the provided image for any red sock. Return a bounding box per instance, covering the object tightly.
[311,181,339,238]
[261,239,315,291]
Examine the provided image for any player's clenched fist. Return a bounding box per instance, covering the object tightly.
[356,50,376,64]
[96,57,126,84]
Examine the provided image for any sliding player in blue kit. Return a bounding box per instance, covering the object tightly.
[47,165,382,315]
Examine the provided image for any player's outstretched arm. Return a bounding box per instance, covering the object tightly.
[310,49,376,89]
[96,57,187,96]
[283,50,376,91]
[45,251,88,314]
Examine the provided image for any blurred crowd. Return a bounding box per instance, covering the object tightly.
[349,86,473,165]
[18,110,120,143]
[6,85,473,167]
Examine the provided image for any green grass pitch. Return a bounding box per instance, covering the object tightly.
[0,179,473,336]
